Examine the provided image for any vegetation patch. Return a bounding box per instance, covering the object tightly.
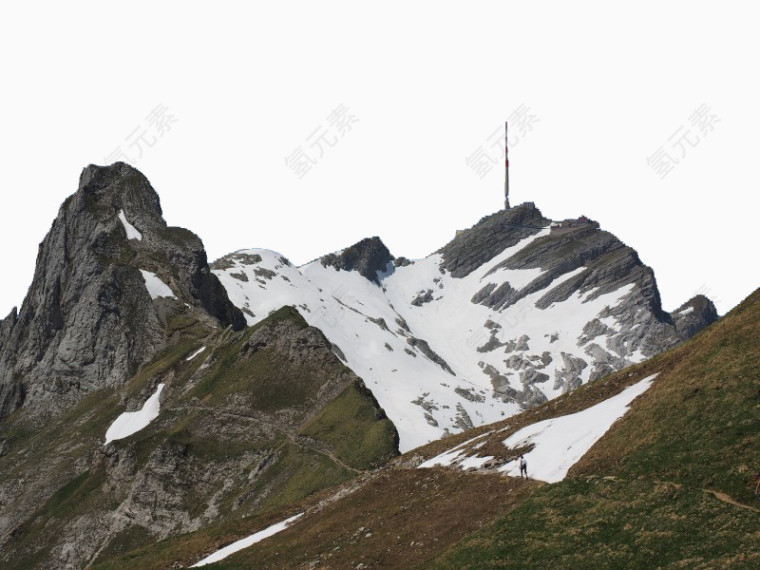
[91,524,154,567]
[8,467,110,569]
[431,477,760,569]
[300,382,398,470]
[212,470,540,569]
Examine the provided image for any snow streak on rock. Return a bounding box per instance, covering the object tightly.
[140,270,177,300]
[118,209,142,241]
[104,383,164,445]
[185,346,206,361]
[191,513,304,567]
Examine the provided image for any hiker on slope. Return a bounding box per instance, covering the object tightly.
[519,455,528,479]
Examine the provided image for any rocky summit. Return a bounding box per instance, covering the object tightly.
[0,163,244,424]
[0,164,728,570]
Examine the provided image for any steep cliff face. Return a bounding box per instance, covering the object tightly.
[0,164,397,569]
[0,163,244,424]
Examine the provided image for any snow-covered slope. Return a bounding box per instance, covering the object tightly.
[212,203,714,452]
[419,373,658,482]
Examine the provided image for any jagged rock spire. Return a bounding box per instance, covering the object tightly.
[0,163,244,423]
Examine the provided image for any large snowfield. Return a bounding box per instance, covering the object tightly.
[214,230,647,452]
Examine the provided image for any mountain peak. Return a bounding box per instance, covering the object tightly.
[211,200,719,448]
[79,162,140,192]
[0,164,244,424]
[670,294,719,338]
[76,162,164,234]
[440,202,551,278]
[320,236,394,284]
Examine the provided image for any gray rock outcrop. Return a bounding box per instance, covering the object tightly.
[0,163,245,425]
[320,237,394,284]
[670,295,719,338]
[439,202,550,278]
[455,203,718,406]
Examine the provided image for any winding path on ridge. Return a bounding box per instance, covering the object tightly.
[704,489,760,513]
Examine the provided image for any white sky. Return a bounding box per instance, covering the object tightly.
[1,2,758,318]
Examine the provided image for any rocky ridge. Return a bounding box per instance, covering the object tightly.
[319,237,394,284]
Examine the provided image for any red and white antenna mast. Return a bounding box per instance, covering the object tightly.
[504,121,510,209]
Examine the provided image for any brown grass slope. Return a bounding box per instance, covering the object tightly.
[94,288,760,569]
[93,468,543,570]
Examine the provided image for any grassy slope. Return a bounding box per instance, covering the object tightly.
[571,288,760,494]
[173,287,759,570]
[432,478,760,569]
[210,470,540,570]
[300,382,399,471]
[48,287,760,569]
[95,469,542,570]
[2,306,399,569]
[432,288,760,569]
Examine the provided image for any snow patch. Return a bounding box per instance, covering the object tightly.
[191,513,304,567]
[498,373,659,482]
[104,384,165,445]
[458,454,495,470]
[419,448,467,469]
[419,449,494,471]
[186,346,207,361]
[140,270,177,300]
[118,210,142,241]
[419,431,494,468]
